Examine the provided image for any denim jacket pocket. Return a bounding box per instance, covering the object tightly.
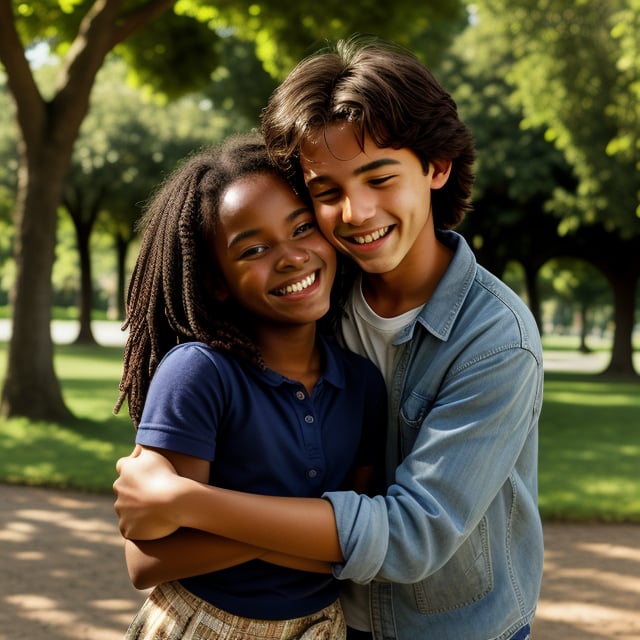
[412,517,494,614]
[398,391,432,457]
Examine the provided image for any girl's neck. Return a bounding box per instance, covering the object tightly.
[256,323,322,395]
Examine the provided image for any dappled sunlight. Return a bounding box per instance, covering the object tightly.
[0,485,146,640]
[544,389,640,407]
[2,486,639,639]
[580,541,640,562]
[4,593,134,640]
[533,523,640,639]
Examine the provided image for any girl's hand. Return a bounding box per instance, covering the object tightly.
[113,446,182,540]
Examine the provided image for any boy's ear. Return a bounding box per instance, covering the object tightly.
[430,160,452,189]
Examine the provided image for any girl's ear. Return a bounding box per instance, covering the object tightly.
[212,276,230,302]
[204,271,230,302]
[430,160,452,189]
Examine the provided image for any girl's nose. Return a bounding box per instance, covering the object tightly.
[276,245,310,271]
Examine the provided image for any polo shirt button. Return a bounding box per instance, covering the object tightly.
[304,415,314,423]
[295,390,305,400]
[307,469,318,479]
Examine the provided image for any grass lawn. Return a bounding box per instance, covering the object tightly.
[538,372,640,521]
[0,343,134,492]
[1,337,639,522]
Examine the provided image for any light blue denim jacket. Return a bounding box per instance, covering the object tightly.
[324,231,544,640]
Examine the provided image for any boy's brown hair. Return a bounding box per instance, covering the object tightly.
[262,34,476,230]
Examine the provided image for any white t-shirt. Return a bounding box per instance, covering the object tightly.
[339,277,422,631]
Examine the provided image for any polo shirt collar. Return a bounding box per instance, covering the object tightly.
[258,334,347,390]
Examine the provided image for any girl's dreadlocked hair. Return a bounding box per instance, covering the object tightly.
[115,132,297,427]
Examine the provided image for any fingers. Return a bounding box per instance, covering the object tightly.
[115,443,142,475]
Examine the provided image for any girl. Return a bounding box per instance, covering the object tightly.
[114,133,386,639]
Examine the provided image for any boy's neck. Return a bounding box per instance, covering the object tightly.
[257,323,322,395]
[362,238,453,318]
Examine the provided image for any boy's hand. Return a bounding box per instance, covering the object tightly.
[113,446,182,540]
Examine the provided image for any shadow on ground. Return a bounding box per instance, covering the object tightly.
[533,522,640,639]
[0,485,146,640]
[1,485,639,639]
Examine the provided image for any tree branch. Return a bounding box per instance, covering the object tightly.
[52,0,174,147]
[0,0,46,145]
[111,0,176,46]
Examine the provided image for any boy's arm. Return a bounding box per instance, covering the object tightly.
[114,446,343,562]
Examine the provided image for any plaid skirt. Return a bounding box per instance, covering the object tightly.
[124,581,346,640]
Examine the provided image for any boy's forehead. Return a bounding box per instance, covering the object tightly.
[300,122,368,168]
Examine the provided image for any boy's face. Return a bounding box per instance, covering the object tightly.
[300,123,450,277]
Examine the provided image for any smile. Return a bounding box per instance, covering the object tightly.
[348,226,391,245]
[272,271,317,296]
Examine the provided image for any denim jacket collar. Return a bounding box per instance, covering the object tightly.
[394,230,475,345]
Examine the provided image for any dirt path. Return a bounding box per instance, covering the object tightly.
[1,484,639,639]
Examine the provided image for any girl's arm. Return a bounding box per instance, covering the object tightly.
[125,529,263,589]
[126,530,332,589]
[115,446,343,562]
[120,447,333,588]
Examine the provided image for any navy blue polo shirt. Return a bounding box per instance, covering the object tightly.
[135,336,386,620]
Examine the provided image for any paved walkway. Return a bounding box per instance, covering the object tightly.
[2,319,636,374]
[1,485,639,639]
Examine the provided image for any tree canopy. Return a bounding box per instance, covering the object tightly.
[0,0,467,420]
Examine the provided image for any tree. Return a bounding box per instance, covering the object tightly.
[442,18,576,332]
[0,0,176,420]
[0,0,467,421]
[541,259,612,352]
[64,57,243,342]
[473,0,639,375]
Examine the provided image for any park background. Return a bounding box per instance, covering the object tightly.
[0,1,639,638]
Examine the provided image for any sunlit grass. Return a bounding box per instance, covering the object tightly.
[1,339,639,521]
[538,372,640,521]
[0,342,134,492]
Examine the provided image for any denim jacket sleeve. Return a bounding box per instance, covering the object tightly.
[323,232,544,586]
[325,342,540,584]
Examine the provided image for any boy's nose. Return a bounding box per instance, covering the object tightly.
[341,195,375,226]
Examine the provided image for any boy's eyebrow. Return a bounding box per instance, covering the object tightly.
[228,207,311,249]
[354,158,401,176]
[307,158,401,185]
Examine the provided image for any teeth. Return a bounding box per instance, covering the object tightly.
[274,272,316,296]
[352,226,390,245]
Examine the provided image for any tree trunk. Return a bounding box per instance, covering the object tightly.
[1,141,74,421]
[603,270,638,377]
[115,231,129,321]
[74,218,97,345]
[578,301,591,353]
[523,263,543,335]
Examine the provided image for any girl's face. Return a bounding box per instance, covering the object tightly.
[212,172,336,327]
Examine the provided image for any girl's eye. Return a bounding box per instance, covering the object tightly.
[239,245,267,259]
[294,221,316,236]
